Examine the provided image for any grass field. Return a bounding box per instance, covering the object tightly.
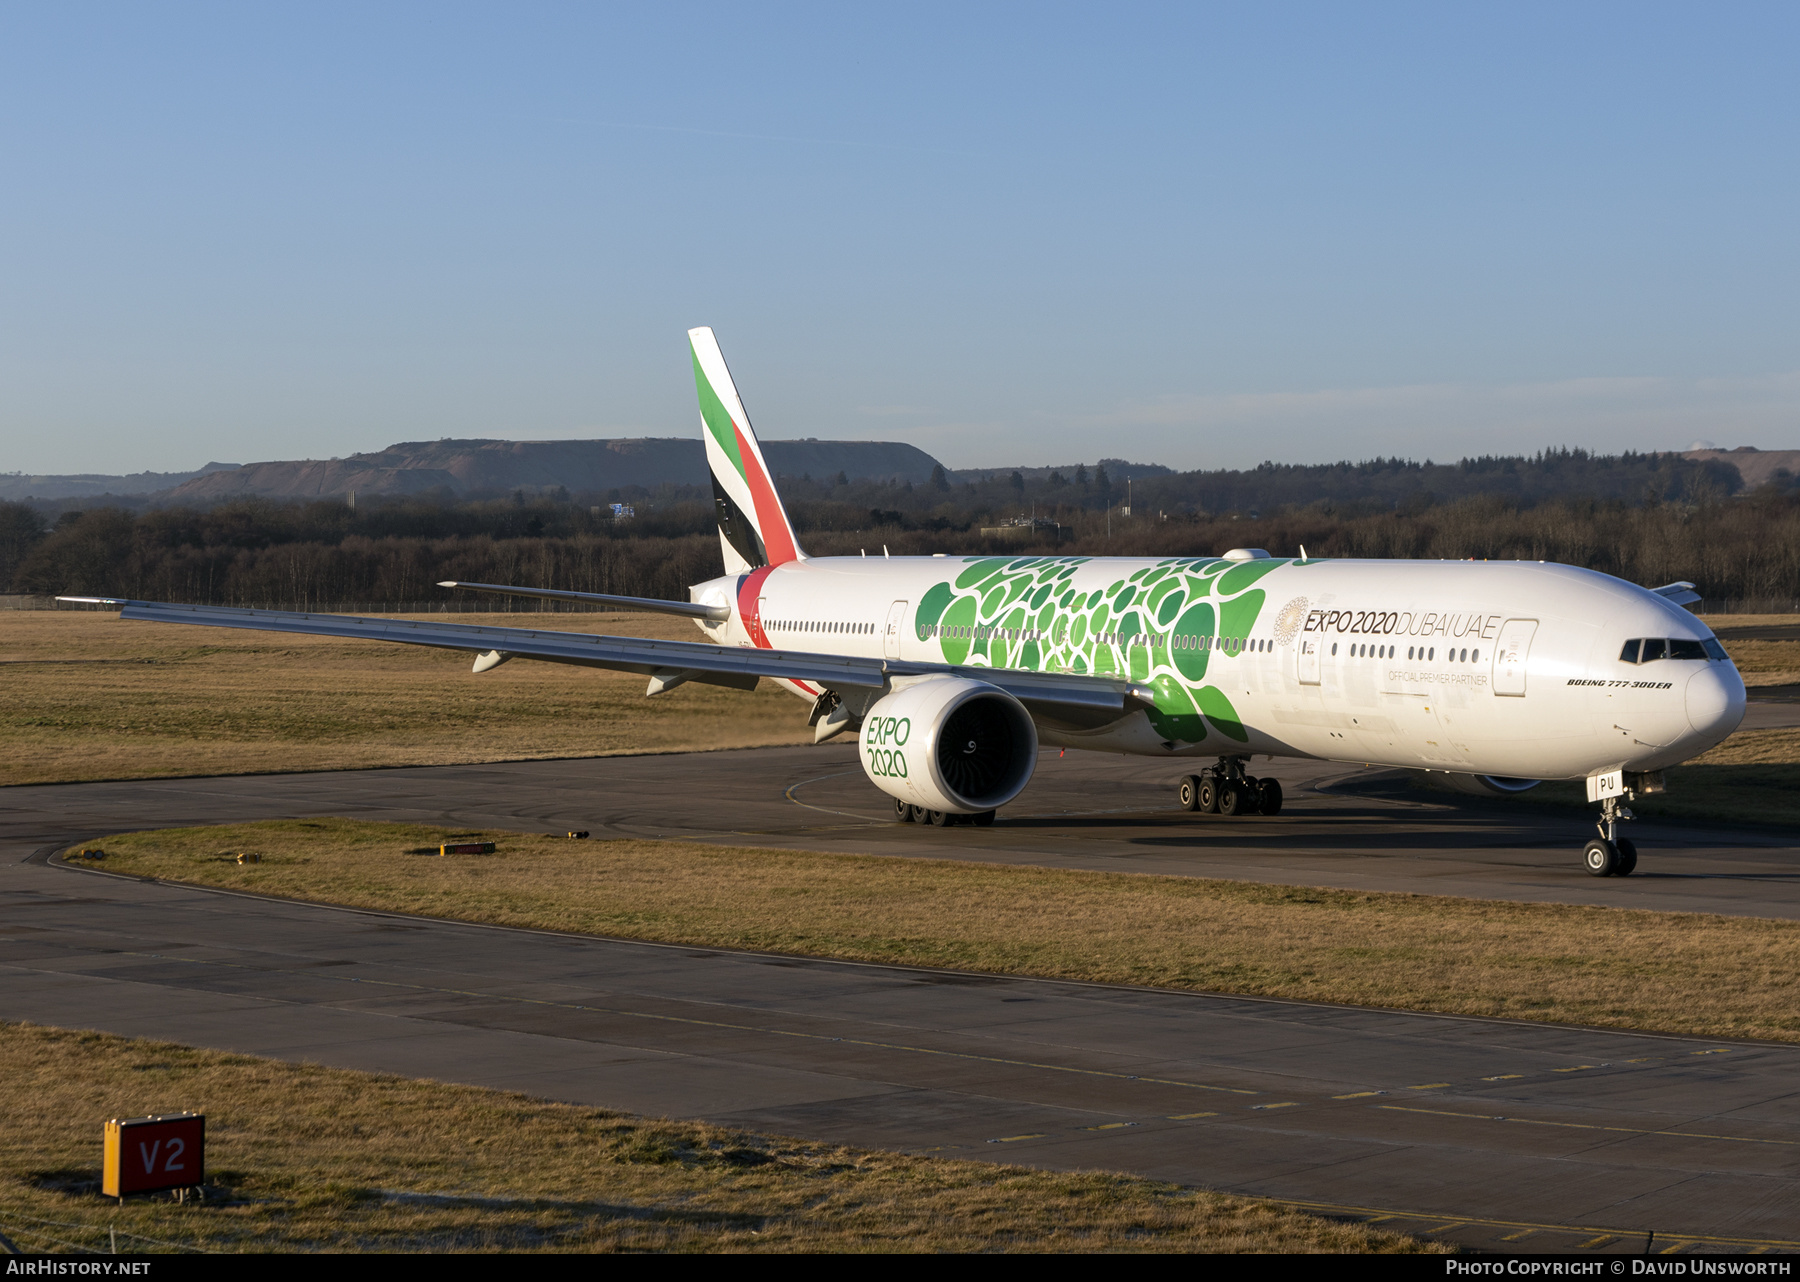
[1709,615,1800,687]
[0,1022,1432,1254]
[0,609,811,787]
[75,819,1800,1044]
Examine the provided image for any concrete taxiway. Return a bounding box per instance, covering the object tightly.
[4,746,1799,1253]
[6,740,1795,917]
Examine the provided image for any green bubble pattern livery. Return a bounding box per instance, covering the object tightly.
[913,554,1313,746]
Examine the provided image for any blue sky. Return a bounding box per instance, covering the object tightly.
[2,3,1796,474]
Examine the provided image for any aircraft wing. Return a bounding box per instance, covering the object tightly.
[60,598,1147,718]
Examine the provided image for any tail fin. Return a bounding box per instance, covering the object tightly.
[689,327,804,573]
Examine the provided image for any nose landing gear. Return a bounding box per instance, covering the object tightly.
[1583,794,1638,877]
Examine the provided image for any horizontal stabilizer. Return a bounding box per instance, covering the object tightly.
[1649,581,1702,607]
[438,580,729,621]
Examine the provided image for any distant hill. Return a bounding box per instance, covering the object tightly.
[0,461,239,502]
[160,438,946,502]
[1681,446,1800,490]
[948,458,1173,484]
[13,441,1789,513]
[1121,448,1746,517]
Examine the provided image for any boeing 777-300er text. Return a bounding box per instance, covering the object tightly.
[65,328,1747,877]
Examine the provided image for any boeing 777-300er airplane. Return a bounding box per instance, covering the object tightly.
[65,328,1748,877]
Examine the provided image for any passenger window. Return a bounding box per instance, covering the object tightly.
[1619,639,1641,664]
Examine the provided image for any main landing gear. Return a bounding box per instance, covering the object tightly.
[1583,794,1638,877]
[894,798,995,828]
[1179,758,1282,818]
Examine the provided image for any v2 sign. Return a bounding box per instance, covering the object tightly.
[103,1112,205,1199]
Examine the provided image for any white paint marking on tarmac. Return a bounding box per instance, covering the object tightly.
[1378,1104,1800,1147]
[34,944,1262,1098]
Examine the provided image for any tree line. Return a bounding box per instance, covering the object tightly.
[6,481,1799,608]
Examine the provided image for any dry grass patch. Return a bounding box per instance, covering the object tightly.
[1713,657,1800,689]
[80,819,1800,1043]
[0,610,810,786]
[1702,615,1800,686]
[0,1022,1431,1254]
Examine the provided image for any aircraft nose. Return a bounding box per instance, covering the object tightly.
[1686,664,1746,739]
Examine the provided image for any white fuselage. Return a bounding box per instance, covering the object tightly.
[687,554,1745,781]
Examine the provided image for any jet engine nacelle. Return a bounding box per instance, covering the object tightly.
[859,678,1038,814]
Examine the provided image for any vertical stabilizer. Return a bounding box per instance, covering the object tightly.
[689,327,803,573]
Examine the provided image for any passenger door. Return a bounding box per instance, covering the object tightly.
[884,600,908,660]
[1297,635,1322,685]
[1492,619,1538,696]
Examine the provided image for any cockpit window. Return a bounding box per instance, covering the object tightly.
[1623,637,1725,663]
